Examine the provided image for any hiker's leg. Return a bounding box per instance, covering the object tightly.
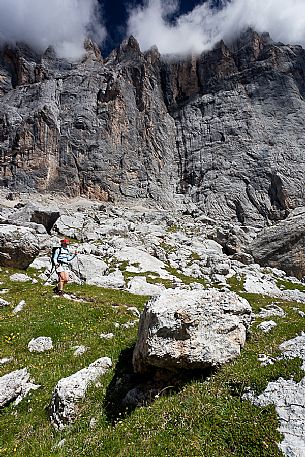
[58,272,66,292]
[63,271,69,285]
[60,272,69,291]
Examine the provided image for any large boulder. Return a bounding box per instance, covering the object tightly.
[133,288,252,373]
[70,254,108,282]
[251,208,305,279]
[6,203,60,233]
[49,357,112,430]
[0,224,40,269]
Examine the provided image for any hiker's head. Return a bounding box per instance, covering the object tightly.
[60,239,70,246]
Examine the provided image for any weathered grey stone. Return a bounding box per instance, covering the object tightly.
[257,353,275,366]
[133,288,252,373]
[0,368,40,407]
[29,256,50,270]
[73,346,88,357]
[127,306,141,317]
[257,320,277,333]
[116,247,170,279]
[251,208,305,279]
[0,225,40,269]
[127,276,165,296]
[89,417,98,430]
[28,337,53,353]
[279,333,305,371]
[244,270,305,303]
[100,333,114,339]
[49,357,112,430]
[87,269,125,289]
[258,304,285,318]
[12,300,26,314]
[245,332,305,457]
[0,357,13,365]
[10,273,32,282]
[246,377,305,457]
[0,297,10,307]
[122,320,139,329]
[70,254,108,282]
[6,202,60,234]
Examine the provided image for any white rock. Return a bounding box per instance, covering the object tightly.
[10,273,32,282]
[190,282,206,290]
[133,288,252,373]
[279,333,305,371]
[50,357,112,429]
[257,353,275,366]
[244,273,282,296]
[127,276,165,296]
[0,368,40,407]
[89,417,98,430]
[0,297,10,307]
[100,333,114,339]
[127,306,141,317]
[246,378,305,457]
[28,337,53,353]
[0,288,9,294]
[244,272,305,303]
[29,256,50,270]
[87,269,125,289]
[12,300,26,314]
[70,254,108,282]
[73,346,88,356]
[0,224,40,269]
[122,320,139,329]
[258,303,285,318]
[52,214,86,239]
[0,357,13,365]
[257,321,277,333]
[116,247,171,278]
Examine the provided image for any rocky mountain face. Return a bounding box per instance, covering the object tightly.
[0,29,305,227]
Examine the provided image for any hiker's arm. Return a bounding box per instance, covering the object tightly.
[53,248,60,265]
[68,251,77,262]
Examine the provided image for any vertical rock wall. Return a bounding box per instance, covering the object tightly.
[0,30,305,225]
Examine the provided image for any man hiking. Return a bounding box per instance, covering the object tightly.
[53,239,77,295]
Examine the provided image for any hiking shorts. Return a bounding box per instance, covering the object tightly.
[56,263,70,273]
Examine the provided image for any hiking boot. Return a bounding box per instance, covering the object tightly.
[53,287,63,296]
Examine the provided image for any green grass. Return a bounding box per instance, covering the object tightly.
[0,268,305,456]
[277,279,305,292]
[166,266,208,287]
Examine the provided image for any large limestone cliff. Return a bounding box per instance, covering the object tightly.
[0,30,305,225]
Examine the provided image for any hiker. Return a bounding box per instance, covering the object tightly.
[53,239,77,295]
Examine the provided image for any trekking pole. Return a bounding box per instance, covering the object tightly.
[43,266,55,286]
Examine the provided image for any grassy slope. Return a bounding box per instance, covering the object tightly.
[0,269,304,457]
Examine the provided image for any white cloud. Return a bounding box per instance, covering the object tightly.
[0,0,106,60]
[127,0,305,55]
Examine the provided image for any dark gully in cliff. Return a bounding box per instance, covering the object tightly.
[0,29,305,227]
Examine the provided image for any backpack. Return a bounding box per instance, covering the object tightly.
[51,246,61,268]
